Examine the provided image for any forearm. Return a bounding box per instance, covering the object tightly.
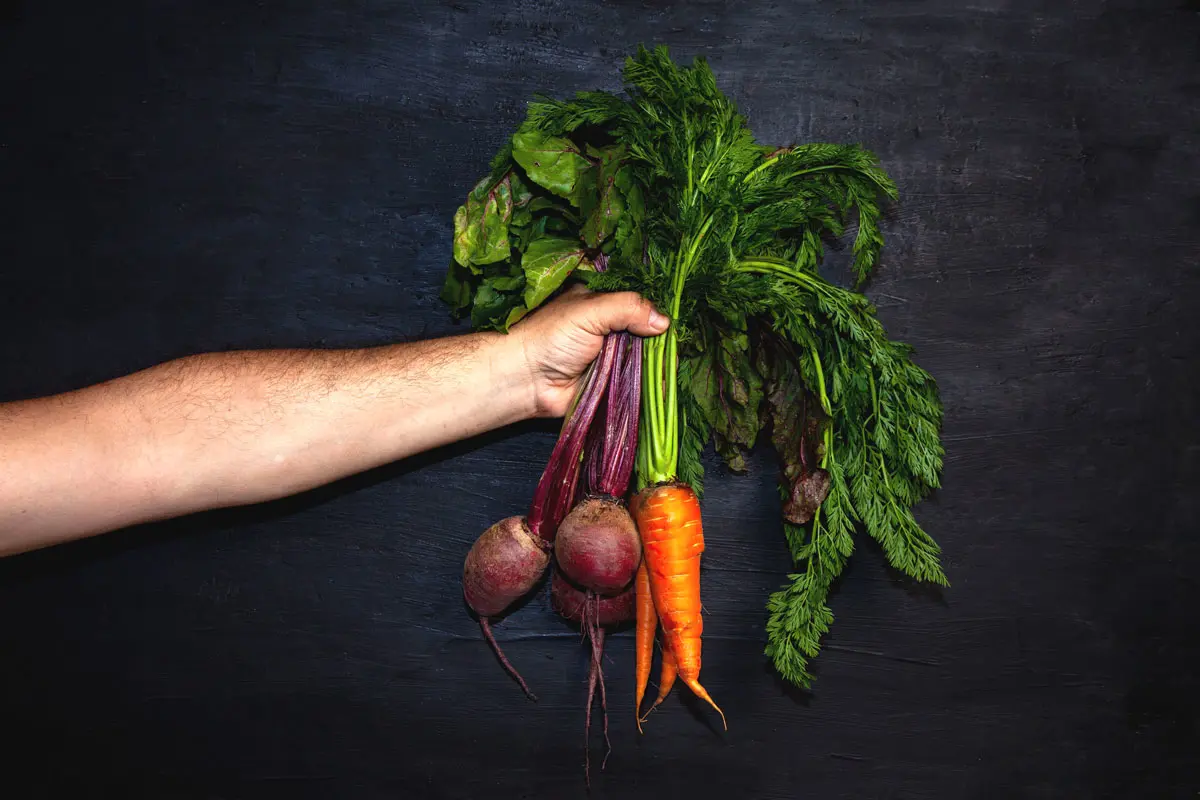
[0,332,537,556]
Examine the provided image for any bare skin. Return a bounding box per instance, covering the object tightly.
[0,286,669,558]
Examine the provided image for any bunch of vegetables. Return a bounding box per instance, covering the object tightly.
[447,45,946,771]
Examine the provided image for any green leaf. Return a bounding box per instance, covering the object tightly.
[510,192,576,252]
[760,339,830,525]
[508,169,534,208]
[510,214,548,252]
[468,262,528,327]
[520,236,589,308]
[543,215,575,235]
[440,259,478,315]
[688,330,764,472]
[486,272,525,292]
[504,305,530,329]
[579,145,628,247]
[528,196,564,214]
[468,283,504,328]
[677,360,711,498]
[512,128,591,204]
[613,166,645,265]
[452,173,517,268]
[469,283,525,331]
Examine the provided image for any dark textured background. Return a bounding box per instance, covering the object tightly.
[2,1,1198,798]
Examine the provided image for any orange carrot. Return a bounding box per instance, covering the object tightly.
[632,482,726,729]
[634,560,655,731]
[651,640,677,712]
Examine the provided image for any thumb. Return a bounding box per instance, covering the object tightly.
[584,291,670,337]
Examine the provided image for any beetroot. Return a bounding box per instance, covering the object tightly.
[555,496,641,595]
[463,516,549,617]
[462,516,550,700]
[551,569,636,627]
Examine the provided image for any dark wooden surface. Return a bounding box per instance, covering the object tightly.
[2,2,1198,798]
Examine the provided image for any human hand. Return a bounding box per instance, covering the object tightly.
[510,285,670,418]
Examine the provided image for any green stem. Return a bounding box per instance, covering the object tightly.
[868,371,879,424]
[639,326,678,485]
[646,333,663,437]
[808,345,832,417]
[665,326,679,470]
[683,213,716,278]
[697,130,723,188]
[743,151,786,183]
[780,165,849,182]
[639,232,713,487]
[636,397,652,492]
[742,155,862,185]
[642,336,660,472]
[738,256,849,317]
[686,142,695,199]
[806,344,833,472]
[738,256,821,288]
[822,425,833,471]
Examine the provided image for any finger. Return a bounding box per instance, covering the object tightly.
[584,291,670,337]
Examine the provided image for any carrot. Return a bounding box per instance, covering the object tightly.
[633,481,726,729]
[635,558,677,726]
[651,640,677,711]
[633,560,655,730]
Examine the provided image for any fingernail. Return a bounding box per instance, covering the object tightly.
[649,308,670,332]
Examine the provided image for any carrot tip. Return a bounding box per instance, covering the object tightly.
[684,678,727,731]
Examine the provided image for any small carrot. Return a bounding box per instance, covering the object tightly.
[634,560,655,731]
[650,640,677,712]
[633,481,726,729]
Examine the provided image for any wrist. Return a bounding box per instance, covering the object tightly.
[482,329,542,422]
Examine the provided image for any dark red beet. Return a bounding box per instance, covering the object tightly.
[554,496,641,596]
[462,516,550,699]
[463,516,549,616]
[551,570,635,627]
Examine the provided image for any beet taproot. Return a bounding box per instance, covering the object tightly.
[462,515,550,699]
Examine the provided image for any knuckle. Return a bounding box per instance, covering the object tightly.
[623,291,649,316]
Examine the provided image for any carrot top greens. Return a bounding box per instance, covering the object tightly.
[442,45,946,689]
